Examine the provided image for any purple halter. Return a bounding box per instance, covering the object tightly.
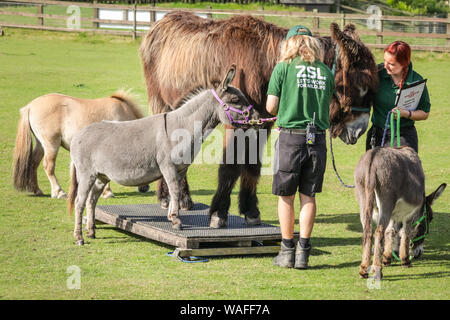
[211,89,253,125]
[210,89,277,125]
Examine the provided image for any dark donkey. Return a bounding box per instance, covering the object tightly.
[68,66,259,245]
[354,146,446,280]
[140,11,378,228]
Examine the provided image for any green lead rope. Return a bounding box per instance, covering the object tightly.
[390,110,401,147]
[381,109,401,148]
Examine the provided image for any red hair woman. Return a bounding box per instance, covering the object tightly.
[366,41,430,152]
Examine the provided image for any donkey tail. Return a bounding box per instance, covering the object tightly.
[12,106,34,192]
[67,162,78,216]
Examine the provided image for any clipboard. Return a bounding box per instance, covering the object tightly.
[394,79,427,111]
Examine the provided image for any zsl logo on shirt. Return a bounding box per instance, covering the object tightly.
[295,65,327,90]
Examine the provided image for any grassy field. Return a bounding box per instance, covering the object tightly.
[0,27,449,300]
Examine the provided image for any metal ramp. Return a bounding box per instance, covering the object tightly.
[94,202,298,261]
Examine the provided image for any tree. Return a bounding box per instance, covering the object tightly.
[386,0,449,15]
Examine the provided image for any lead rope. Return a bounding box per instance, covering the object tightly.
[329,44,355,189]
[329,132,355,188]
[381,110,401,148]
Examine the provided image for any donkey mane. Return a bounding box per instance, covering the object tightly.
[174,87,206,109]
[110,89,144,119]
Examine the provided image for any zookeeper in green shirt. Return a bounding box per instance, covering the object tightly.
[266,25,334,269]
[366,41,431,153]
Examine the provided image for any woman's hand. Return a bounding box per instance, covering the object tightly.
[391,106,429,121]
[391,107,409,119]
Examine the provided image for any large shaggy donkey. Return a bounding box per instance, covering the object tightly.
[140,11,378,228]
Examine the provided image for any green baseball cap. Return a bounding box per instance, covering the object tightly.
[286,25,312,40]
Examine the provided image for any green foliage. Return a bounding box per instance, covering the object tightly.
[386,0,448,15]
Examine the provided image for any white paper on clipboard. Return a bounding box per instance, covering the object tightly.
[395,79,427,111]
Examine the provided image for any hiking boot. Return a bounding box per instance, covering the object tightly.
[294,244,311,269]
[273,242,295,268]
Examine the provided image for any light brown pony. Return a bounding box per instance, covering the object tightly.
[13,91,143,199]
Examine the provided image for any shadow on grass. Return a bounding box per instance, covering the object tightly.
[309,260,361,270]
[383,270,450,281]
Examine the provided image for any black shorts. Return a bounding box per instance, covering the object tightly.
[272,130,327,197]
[365,125,418,153]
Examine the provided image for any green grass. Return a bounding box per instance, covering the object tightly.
[0,27,449,300]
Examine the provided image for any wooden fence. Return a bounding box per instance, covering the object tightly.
[1,0,449,51]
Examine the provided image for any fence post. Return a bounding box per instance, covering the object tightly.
[132,2,137,40]
[150,9,156,25]
[93,0,99,29]
[37,4,43,26]
[341,13,345,28]
[313,9,319,34]
[377,18,383,45]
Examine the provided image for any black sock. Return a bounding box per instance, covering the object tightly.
[299,237,310,248]
[282,238,295,248]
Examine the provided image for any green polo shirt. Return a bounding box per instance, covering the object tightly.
[372,62,431,128]
[267,57,334,130]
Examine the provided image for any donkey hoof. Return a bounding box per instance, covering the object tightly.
[245,215,261,226]
[34,189,44,196]
[160,198,169,209]
[76,239,84,246]
[179,197,194,211]
[171,219,182,230]
[86,231,96,239]
[101,191,114,199]
[53,190,67,199]
[138,185,150,193]
[359,266,369,278]
[58,192,68,199]
[209,213,227,229]
[382,257,392,267]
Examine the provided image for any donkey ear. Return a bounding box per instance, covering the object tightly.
[343,24,356,35]
[330,22,360,57]
[426,183,447,206]
[219,64,236,92]
[343,23,361,41]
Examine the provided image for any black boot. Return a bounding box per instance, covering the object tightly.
[294,243,311,269]
[273,242,295,268]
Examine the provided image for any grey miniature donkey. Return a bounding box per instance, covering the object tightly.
[354,146,446,280]
[67,65,260,245]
